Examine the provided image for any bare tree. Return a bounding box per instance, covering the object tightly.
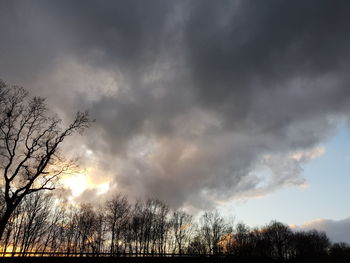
[0,80,91,240]
[232,223,252,256]
[200,210,227,254]
[63,205,80,256]
[75,204,98,254]
[17,192,52,255]
[105,194,130,255]
[41,202,66,254]
[260,221,293,260]
[171,210,193,254]
[292,229,330,259]
[92,208,108,255]
[187,235,207,255]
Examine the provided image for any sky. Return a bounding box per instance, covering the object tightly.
[0,0,350,243]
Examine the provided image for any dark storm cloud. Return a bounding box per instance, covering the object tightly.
[1,0,350,208]
[185,0,350,130]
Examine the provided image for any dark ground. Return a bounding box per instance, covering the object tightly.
[0,257,346,263]
[0,257,271,263]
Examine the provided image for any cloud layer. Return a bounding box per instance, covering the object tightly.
[1,0,350,209]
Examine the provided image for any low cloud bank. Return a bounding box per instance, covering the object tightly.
[292,217,350,244]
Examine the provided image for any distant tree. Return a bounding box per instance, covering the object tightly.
[41,201,67,254]
[260,221,293,260]
[0,80,91,240]
[233,223,252,256]
[75,204,101,254]
[18,192,52,255]
[187,235,207,255]
[330,242,350,261]
[200,210,227,254]
[171,210,193,254]
[105,194,130,254]
[292,229,330,259]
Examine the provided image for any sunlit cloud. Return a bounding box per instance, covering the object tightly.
[290,146,326,161]
[60,169,111,198]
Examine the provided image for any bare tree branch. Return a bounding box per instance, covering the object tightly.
[0,79,92,241]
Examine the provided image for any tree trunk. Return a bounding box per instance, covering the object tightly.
[0,207,14,241]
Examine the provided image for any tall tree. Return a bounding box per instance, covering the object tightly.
[171,210,193,254]
[0,80,91,240]
[200,210,227,254]
[105,194,130,254]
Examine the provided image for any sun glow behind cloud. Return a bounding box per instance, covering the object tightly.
[61,173,88,197]
[60,169,110,198]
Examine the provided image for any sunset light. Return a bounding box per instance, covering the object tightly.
[61,170,110,198]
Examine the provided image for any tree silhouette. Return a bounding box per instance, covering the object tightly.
[0,190,347,261]
[171,210,193,254]
[105,194,130,255]
[200,210,227,254]
[0,79,91,240]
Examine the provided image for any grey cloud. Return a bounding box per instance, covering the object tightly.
[1,1,350,209]
[185,0,350,126]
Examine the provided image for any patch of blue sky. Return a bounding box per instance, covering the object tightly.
[221,124,350,228]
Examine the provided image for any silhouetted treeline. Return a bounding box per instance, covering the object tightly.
[0,192,350,262]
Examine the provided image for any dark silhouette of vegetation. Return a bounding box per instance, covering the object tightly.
[0,190,349,262]
[0,79,91,240]
[1,80,349,262]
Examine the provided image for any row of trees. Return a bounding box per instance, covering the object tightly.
[0,191,349,261]
[0,193,193,256]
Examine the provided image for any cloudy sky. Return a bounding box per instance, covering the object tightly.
[1,0,350,243]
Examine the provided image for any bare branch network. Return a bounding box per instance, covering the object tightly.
[0,79,91,240]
